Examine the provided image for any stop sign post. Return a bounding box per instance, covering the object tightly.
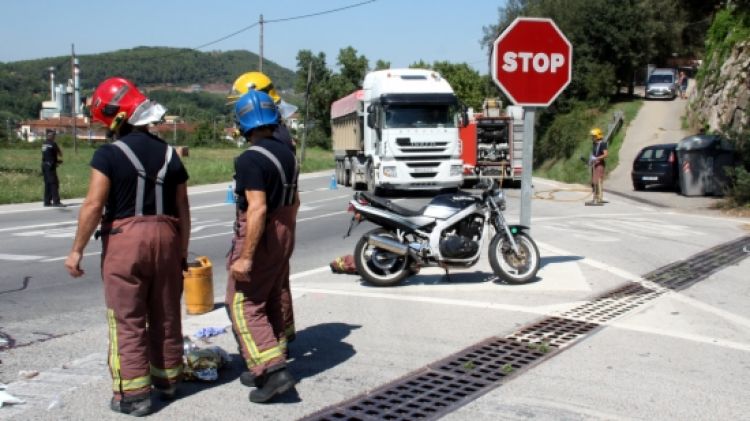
[491,17,572,228]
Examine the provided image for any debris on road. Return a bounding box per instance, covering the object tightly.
[330,255,357,274]
[184,346,231,382]
[18,370,39,380]
[193,326,227,339]
[0,384,26,408]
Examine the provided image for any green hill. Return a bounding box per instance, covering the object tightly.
[0,46,297,121]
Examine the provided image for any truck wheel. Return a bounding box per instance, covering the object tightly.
[335,161,342,185]
[345,168,352,187]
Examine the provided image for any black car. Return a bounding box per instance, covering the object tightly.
[631,143,679,191]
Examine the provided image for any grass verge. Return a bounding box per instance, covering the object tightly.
[534,100,643,185]
[0,146,334,205]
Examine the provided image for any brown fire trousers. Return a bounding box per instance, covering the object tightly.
[226,204,296,377]
[101,215,184,398]
[592,161,605,202]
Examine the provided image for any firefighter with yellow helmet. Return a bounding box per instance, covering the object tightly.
[586,127,608,206]
[226,72,299,378]
[228,71,298,148]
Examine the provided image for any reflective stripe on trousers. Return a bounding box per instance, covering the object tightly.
[226,205,295,376]
[102,215,184,397]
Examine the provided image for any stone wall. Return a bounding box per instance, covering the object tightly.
[688,40,750,135]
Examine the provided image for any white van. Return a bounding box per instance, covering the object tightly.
[645,68,678,100]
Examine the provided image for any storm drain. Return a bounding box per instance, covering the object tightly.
[300,236,750,421]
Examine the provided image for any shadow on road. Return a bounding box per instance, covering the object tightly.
[288,322,361,383]
[539,255,583,269]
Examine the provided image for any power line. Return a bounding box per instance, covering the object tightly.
[190,0,377,51]
[265,0,377,24]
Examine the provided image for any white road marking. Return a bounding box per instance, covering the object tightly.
[0,253,46,261]
[40,251,101,262]
[0,221,77,233]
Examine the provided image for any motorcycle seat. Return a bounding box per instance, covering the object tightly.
[358,192,424,217]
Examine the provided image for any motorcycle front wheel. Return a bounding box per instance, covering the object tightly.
[354,228,412,287]
[489,231,540,284]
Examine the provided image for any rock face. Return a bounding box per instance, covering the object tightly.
[689,40,750,135]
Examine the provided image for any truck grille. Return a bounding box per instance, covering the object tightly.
[406,162,439,179]
[396,138,449,154]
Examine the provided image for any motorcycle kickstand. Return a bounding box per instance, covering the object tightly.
[439,264,452,282]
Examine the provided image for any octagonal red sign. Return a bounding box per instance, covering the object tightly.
[491,17,572,107]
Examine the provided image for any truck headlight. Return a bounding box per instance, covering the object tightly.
[450,165,462,176]
[383,166,397,178]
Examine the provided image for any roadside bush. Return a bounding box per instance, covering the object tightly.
[536,104,596,165]
[302,126,331,150]
[725,166,750,206]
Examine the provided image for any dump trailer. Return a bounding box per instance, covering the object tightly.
[459,99,524,187]
[331,68,464,194]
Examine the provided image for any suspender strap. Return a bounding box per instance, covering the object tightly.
[112,141,174,215]
[247,145,299,207]
[155,146,173,215]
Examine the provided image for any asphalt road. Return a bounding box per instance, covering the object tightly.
[1,169,749,420]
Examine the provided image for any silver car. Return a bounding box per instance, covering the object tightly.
[645,68,678,100]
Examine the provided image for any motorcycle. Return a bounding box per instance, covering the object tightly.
[344,180,540,287]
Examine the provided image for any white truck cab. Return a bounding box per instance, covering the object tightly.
[332,68,464,194]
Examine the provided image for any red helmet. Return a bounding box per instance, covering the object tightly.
[89,77,149,129]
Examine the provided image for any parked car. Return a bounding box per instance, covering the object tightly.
[645,68,678,100]
[631,143,679,191]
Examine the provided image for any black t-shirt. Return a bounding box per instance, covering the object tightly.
[234,136,297,213]
[41,140,61,163]
[91,131,189,221]
[593,141,608,157]
[274,124,296,152]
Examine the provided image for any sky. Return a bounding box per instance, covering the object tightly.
[0,0,505,75]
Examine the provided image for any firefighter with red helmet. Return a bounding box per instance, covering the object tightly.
[226,90,298,403]
[64,77,191,416]
[228,71,299,347]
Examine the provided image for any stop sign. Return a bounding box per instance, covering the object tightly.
[491,17,572,107]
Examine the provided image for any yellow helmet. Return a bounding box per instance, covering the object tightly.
[227,71,280,105]
[590,127,603,140]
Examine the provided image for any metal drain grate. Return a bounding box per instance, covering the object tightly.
[560,283,663,324]
[507,317,599,348]
[644,236,749,290]
[300,236,750,421]
[302,338,549,421]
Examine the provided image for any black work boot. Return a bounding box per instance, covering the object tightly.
[154,384,178,401]
[110,394,152,417]
[240,371,266,388]
[248,367,296,403]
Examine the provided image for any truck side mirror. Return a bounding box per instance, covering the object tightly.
[367,114,375,129]
[460,106,469,128]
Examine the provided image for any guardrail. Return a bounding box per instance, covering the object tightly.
[604,110,625,144]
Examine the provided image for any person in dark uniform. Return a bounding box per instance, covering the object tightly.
[64,77,190,417]
[41,129,64,207]
[226,90,299,404]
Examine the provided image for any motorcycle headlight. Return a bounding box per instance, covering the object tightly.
[495,190,506,210]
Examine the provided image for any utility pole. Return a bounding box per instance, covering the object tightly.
[71,44,78,153]
[301,61,312,163]
[259,14,264,73]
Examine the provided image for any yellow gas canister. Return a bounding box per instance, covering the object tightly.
[183,256,214,315]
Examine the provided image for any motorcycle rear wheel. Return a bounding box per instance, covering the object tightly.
[354,228,412,287]
[489,231,540,284]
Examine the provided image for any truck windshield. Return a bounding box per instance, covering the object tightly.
[384,104,456,129]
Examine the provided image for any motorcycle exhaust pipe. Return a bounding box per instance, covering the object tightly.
[367,235,408,256]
